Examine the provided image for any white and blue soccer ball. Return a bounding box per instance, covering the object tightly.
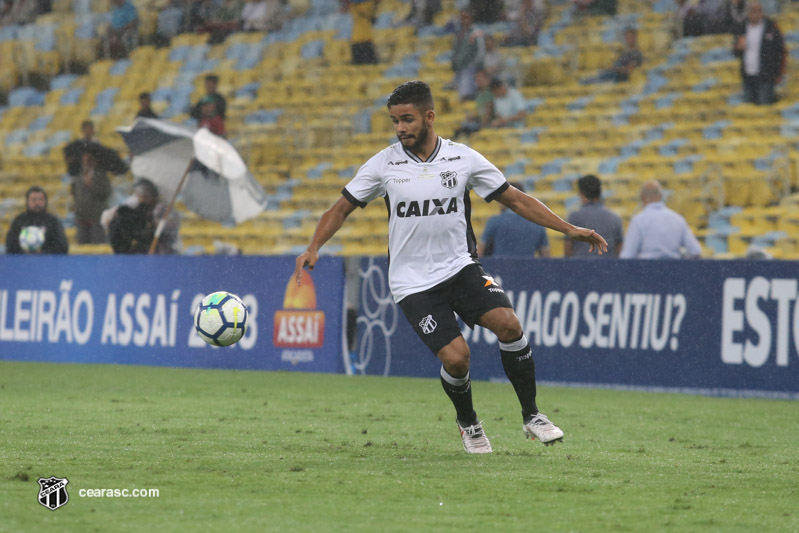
[19,226,45,253]
[194,291,248,347]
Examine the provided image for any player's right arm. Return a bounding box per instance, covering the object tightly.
[294,196,358,285]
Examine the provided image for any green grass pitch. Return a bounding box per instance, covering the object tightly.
[1,361,798,532]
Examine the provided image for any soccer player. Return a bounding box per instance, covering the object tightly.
[294,81,607,454]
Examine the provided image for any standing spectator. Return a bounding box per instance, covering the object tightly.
[63,121,128,181]
[454,69,494,138]
[206,0,243,43]
[72,149,112,244]
[503,0,547,47]
[581,27,643,84]
[489,78,526,128]
[103,178,180,255]
[405,0,441,30]
[733,1,785,106]
[479,184,550,258]
[5,186,68,255]
[103,0,139,59]
[191,74,227,124]
[564,174,623,257]
[136,92,159,119]
[620,181,701,259]
[342,0,379,65]
[697,0,729,35]
[449,10,485,101]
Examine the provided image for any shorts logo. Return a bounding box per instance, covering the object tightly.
[482,275,497,287]
[38,476,69,511]
[419,314,437,334]
[440,171,458,189]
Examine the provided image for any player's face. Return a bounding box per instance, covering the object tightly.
[389,104,433,152]
[27,192,46,213]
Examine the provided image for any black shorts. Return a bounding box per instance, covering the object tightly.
[397,263,513,355]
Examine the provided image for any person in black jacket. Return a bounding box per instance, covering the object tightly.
[104,178,179,255]
[5,186,69,255]
[733,1,785,105]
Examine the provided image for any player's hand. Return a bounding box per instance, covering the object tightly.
[568,226,608,255]
[294,249,319,285]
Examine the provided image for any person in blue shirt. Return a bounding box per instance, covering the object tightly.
[105,0,139,59]
[479,183,550,257]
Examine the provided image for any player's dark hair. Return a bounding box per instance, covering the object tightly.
[25,186,47,206]
[578,174,602,200]
[387,81,435,112]
[133,178,159,199]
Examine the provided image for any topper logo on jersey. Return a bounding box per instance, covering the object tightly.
[396,197,458,218]
[440,171,458,189]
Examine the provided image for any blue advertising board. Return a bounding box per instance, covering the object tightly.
[353,257,799,399]
[0,255,346,373]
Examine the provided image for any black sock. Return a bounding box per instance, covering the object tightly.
[440,366,478,427]
[500,335,538,421]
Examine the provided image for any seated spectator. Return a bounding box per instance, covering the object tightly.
[205,0,243,43]
[698,0,729,34]
[503,0,547,47]
[241,0,285,32]
[573,0,616,16]
[103,179,179,255]
[136,92,159,119]
[454,69,494,138]
[5,186,68,255]
[489,78,526,128]
[103,0,139,59]
[581,27,643,84]
[470,0,505,23]
[620,181,702,259]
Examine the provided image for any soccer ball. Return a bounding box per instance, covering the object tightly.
[194,291,248,347]
[19,226,45,253]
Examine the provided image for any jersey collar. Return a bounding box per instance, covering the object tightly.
[402,136,442,164]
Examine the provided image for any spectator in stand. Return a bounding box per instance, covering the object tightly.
[405,0,441,30]
[479,183,550,258]
[581,27,643,84]
[189,0,214,32]
[727,0,748,32]
[697,0,729,34]
[672,0,703,39]
[573,0,616,16]
[195,96,226,136]
[503,0,547,47]
[72,149,112,244]
[136,92,159,119]
[620,181,702,259]
[564,175,623,258]
[0,0,40,25]
[241,0,285,32]
[342,0,379,64]
[63,121,128,182]
[449,10,485,101]
[5,186,68,255]
[482,34,507,82]
[103,178,180,255]
[733,0,785,105]
[206,0,243,43]
[103,0,139,59]
[470,0,505,23]
[489,78,526,129]
[454,69,494,138]
[191,74,227,125]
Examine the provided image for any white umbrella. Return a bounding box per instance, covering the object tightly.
[116,118,267,224]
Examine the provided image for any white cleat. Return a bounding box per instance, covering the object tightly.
[457,420,493,454]
[523,413,564,446]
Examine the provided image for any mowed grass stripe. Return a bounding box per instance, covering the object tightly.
[1,361,797,532]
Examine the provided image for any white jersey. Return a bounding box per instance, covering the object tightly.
[343,137,509,302]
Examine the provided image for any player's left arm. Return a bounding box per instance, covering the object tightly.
[496,185,608,254]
